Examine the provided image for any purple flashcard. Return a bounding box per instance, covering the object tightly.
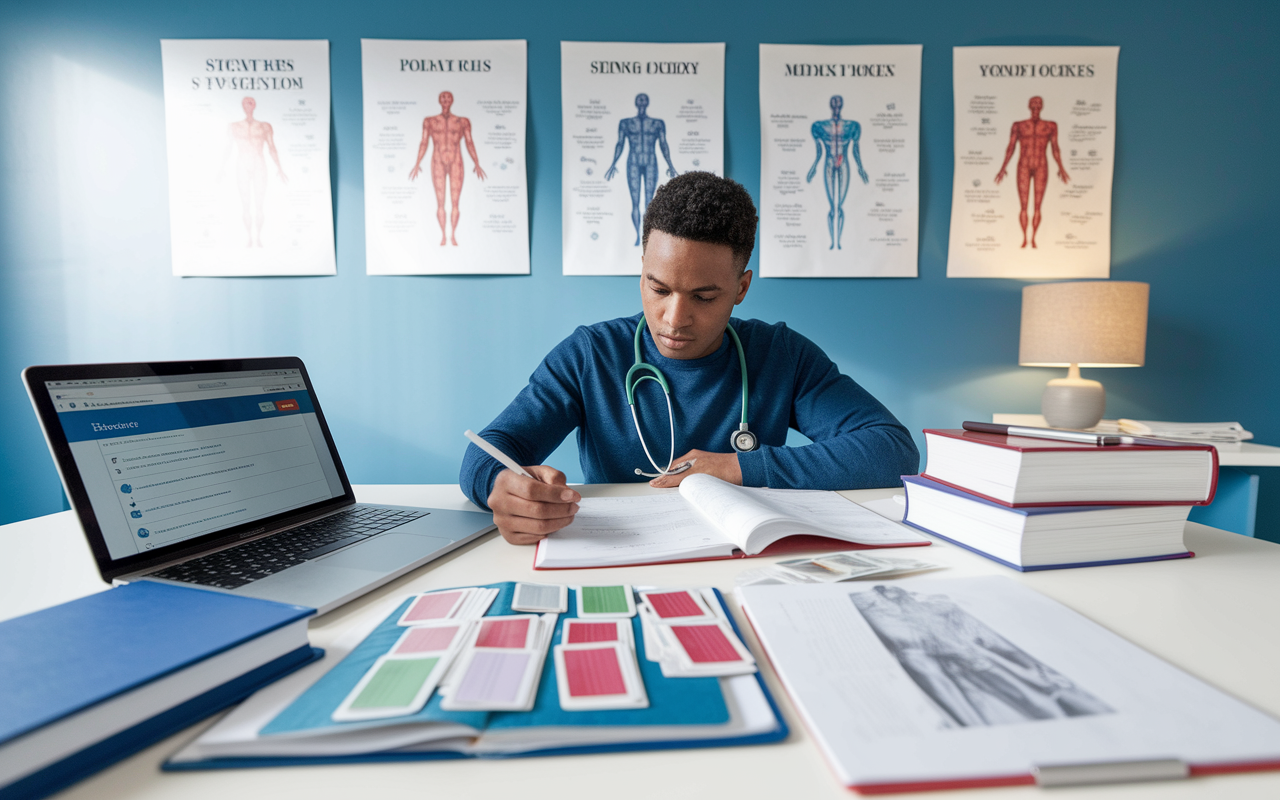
[453,650,531,704]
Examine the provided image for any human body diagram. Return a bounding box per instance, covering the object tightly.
[994,96,1069,249]
[410,91,486,246]
[604,93,678,246]
[852,585,1112,728]
[806,95,868,250]
[223,96,287,248]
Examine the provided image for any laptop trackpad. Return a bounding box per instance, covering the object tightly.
[319,533,454,572]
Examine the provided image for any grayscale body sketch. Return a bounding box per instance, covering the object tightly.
[604,93,678,245]
[806,95,868,250]
[851,585,1112,727]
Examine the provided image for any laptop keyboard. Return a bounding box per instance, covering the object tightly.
[147,505,429,590]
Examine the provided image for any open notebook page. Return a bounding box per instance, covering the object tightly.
[533,492,737,568]
[678,475,926,554]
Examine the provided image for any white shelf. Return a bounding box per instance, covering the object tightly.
[991,414,1280,467]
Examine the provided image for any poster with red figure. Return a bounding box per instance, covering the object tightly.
[362,39,529,275]
[947,47,1118,278]
[160,40,336,276]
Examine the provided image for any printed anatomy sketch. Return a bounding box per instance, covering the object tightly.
[410,91,487,247]
[994,96,1069,249]
[224,96,287,249]
[851,585,1112,727]
[604,93,678,246]
[806,95,867,251]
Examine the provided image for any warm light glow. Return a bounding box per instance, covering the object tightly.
[1019,281,1148,368]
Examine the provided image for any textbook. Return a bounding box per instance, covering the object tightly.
[165,582,786,767]
[900,475,1193,571]
[0,581,318,800]
[737,577,1280,794]
[922,428,1218,507]
[533,474,928,569]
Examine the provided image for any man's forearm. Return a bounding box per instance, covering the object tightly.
[737,423,919,491]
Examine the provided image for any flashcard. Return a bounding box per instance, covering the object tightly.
[554,641,648,710]
[475,616,537,649]
[663,621,756,675]
[455,587,499,619]
[512,582,568,613]
[637,604,665,662]
[563,619,631,645]
[639,589,714,621]
[331,652,453,722]
[391,622,467,656]
[575,585,636,618]
[397,589,471,626]
[441,648,541,711]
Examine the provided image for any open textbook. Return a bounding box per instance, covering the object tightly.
[534,475,928,569]
[737,577,1280,793]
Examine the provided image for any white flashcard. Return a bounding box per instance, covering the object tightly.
[512,582,569,613]
[439,645,544,712]
[554,641,649,711]
[575,585,637,619]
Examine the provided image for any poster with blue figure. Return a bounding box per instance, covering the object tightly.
[562,42,724,276]
[759,44,921,278]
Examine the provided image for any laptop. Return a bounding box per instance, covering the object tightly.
[23,357,496,615]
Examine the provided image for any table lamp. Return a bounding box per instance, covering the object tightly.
[1018,281,1149,429]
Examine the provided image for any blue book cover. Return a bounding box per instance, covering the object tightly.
[0,581,315,747]
[901,475,1193,571]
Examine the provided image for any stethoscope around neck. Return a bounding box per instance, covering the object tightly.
[626,316,759,478]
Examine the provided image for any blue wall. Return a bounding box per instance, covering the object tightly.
[2,0,1278,540]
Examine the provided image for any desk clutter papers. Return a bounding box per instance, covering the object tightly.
[735,552,942,587]
[534,474,928,569]
[1116,419,1254,443]
[166,581,786,768]
[736,577,1280,793]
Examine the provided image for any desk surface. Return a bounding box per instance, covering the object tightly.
[3,484,1280,800]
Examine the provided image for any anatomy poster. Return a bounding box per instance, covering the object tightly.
[160,40,335,277]
[561,42,724,276]
[759,44,921,278]
[362,40,529,275]
[947,47,1119,278]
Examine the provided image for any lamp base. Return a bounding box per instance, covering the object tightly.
[1041,375,1105,429]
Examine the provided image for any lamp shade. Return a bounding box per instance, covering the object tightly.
[1019,281,1148,368]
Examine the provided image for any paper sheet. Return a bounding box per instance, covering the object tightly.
[159,40,335,276]
[758,44,921,277]
[560,42,725,276]
[361,39,529,275]
[947,47,1119,278]
[739,577,1280,787]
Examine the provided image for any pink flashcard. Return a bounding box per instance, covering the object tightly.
[645,590,708,620]
[476,617,533,648]
[670,624,743,664]
[565,621,620,644]
[401,591,465,623]
[395,625,461,655]
[563,646,628,697]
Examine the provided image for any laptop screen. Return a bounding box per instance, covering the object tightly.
[41,367,346,562]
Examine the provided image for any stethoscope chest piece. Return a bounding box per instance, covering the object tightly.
[731,425,758,453]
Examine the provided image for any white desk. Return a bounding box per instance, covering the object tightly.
[4,484,1280,800]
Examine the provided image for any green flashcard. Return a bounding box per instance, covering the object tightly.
[581,585,630,614]
[351,657,439,709]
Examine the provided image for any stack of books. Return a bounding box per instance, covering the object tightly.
[900,428,1219,571]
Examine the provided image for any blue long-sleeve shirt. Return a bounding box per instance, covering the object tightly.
[460,313,918,509]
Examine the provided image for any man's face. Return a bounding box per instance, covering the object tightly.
[640,230,751,360]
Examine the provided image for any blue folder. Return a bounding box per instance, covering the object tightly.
[164,582,787,770]
[0,581,320,800]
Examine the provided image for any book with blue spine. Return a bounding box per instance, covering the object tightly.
[0,581,319,800]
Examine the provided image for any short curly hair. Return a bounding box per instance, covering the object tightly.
[641,172,758,272]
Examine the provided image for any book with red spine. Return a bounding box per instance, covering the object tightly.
[921,428,1218,508]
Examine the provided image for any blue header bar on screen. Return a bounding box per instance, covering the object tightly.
[57,391,318,442]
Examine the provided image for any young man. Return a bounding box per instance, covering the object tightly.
[460,172,918,545]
